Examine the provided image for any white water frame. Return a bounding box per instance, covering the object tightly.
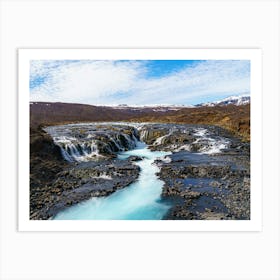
[18,48,262,231]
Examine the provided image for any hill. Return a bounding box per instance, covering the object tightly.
[30,101,250,141]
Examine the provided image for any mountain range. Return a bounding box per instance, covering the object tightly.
[195,94,250,107]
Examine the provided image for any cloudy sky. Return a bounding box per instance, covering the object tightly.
[30,59,250,106]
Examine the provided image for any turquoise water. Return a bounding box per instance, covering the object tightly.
[54,142,171,220]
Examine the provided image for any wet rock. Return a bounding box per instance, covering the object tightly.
[30,158,140,220]
[31,122,250,221]
[164,206,198,220]
[139,127,168,144]
[45,124,140,161]
[128,156,144,162]
[152,124,250,220]
[181,190,201,199]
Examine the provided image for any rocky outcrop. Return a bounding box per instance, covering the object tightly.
[138,123,250,220]
[30,127,68,218]
[30,124,141,220]
[139,126,169,144]
[157,147,250,220]
[139,123,251,220]
[30,159,140,220]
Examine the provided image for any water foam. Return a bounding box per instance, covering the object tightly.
[45,123,139,162]
[54,141,171,220]
[193,128,230,154]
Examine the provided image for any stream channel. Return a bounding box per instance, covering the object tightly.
[54,141,171,220]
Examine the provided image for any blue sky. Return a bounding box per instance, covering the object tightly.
[30,59,250,105]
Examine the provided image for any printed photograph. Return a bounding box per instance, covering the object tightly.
[29,58,250,220]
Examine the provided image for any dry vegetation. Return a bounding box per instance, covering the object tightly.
[130,104,250,141]
[30,102,250,141]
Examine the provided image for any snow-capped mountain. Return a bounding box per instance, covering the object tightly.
[196,94,250,107]
[110,104,194,112]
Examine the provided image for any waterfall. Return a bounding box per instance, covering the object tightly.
[192,128,230,154]
[45,123,231,163]
[57,139,100,162]
[53,141,172,220]
[45,123,140,162]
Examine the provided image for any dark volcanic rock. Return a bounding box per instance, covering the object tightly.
[30,127,68,218]
[139,126,169,144]
[30,123,142,220]
[150,124,250,220]
[128,156,144,162]
[44,123,140,161]
[30,159,140,220]
[30,122,250,221]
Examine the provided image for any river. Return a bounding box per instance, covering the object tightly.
[53,141,171,220]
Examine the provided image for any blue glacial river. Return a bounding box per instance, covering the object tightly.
[54,141,171,220]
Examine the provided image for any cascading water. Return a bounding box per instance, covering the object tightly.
[53,141,171,220]
[45,123,140,162]
[45,122,231,220]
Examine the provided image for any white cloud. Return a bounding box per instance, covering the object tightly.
[30,59,250,105]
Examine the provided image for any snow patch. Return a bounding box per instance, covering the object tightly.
[199,94,250,107]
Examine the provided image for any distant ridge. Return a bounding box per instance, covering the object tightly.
[196,94,250,107]
[30,94,250,109]
[30,98,250,141]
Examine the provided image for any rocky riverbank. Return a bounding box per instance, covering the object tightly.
[158,152,250,220]
[30,127,67,219]
[30,122,250,220]
[139,124,250,220]
[30,157,140,220]
[30,125,141,220]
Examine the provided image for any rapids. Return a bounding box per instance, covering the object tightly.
[53,141,171,220]
[46,122,232,220]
